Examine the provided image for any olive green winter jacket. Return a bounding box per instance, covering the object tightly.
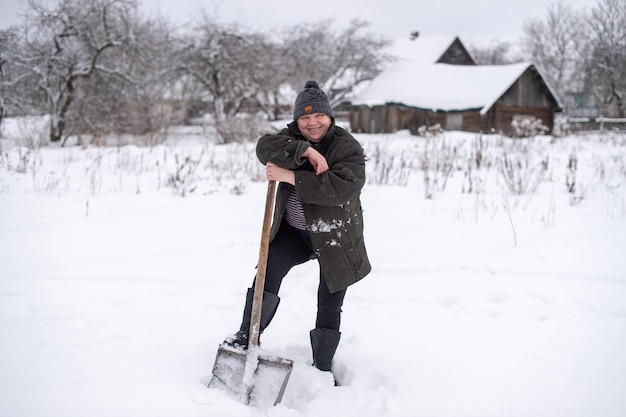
[256,120,371,293]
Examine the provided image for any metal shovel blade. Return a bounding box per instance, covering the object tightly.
[209,343,293,407]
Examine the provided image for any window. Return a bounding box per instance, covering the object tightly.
[446,113,463,131]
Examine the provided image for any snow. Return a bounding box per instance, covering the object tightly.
[1,119,626,417]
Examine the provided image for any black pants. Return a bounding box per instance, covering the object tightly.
[253,220,346,331]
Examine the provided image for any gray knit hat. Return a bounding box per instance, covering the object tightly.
[293,80,334,121]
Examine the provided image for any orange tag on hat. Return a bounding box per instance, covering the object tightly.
[304,105,313,114]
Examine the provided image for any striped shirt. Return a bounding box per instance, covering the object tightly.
[285,189,307,230]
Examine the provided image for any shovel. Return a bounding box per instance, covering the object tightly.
[209,180,293,407]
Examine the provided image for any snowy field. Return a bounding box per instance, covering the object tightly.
[1,118,626,417]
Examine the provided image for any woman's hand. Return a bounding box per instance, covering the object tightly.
[266,162,295,185]
[302,147,329,175]
[266,146,328,185]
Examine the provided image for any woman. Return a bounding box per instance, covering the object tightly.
[224,80,371,374]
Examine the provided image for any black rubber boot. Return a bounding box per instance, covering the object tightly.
[310,328,341,372]
[224,288,280,349]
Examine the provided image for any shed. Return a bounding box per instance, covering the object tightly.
[350,37,562,136]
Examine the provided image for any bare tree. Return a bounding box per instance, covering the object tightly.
[468,39,519,65]
[280,20,392,107]
[1,27,47,123]
[250,37,296,121]
[177,18,261,117]
[0,30,15,136]
[175,16,276,141]
[75,15,181,138]
[322,20,393,107]
[521,1,586,104]
[583,0,626,117]
[13,0,137,144]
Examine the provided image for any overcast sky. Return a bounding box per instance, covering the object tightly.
[1,0,596,44]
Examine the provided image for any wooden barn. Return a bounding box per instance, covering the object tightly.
[349,36,562,136]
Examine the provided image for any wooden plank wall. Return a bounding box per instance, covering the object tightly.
[351,104,555,136]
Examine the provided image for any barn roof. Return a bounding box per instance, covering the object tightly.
[352,61,534,115]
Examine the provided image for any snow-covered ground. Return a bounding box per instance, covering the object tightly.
[1,119,625,417]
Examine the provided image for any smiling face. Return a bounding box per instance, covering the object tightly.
[297,112,332,143]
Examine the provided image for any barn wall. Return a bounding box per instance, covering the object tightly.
[349,107,364,132]
[499,68,560,109]
[351,105,434,134]
[351,105,483,134]
[350,104,555,136]
[459,111,486,132]
[491,105,554,133]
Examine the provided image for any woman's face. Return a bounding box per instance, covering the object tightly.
[297,113,331,142]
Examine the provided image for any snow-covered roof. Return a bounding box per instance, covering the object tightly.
[352,61,534,114]
[352,35,564,114]
[390,36,462,65]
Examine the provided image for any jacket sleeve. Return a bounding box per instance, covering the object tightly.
[256,130,311,169]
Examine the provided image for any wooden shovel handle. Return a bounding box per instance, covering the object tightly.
[248,180,276,348]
